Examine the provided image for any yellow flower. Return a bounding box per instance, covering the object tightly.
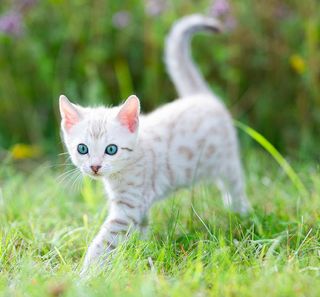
[10,144,42,160]
[289,54,306,74]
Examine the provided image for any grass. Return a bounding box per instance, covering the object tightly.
[0,149,320,297]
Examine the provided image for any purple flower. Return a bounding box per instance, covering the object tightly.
[16,0,38,12]
[144,0,168,17]
[209,0,236,31]
[112,11,131,29]
[210,0,230,18]
[0,11,23,37]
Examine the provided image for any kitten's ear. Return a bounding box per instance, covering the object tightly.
[117,95,140,133]
[59,95,82,132]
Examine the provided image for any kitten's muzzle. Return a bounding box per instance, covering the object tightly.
[90,165,102,174]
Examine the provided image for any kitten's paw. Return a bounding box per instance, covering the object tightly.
[79,267,88,278]
[79,259,101,278]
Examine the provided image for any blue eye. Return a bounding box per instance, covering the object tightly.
[77,143,88,155]
[105,144,118,155]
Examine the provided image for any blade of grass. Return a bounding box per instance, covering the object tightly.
[114,59,134,100]
[54,246,67,265]
[235,121,308,197]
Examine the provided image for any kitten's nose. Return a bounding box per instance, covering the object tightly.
[90,165,101,174]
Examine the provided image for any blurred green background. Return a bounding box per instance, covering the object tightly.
[0,0,319,159]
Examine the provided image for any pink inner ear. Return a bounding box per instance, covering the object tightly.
[60,96,80,132]
[64,112,79,131]
[117,96,140,133]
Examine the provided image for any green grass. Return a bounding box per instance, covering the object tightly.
[1,150,320,297]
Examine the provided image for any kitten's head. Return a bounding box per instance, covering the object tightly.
[59,94,140,178]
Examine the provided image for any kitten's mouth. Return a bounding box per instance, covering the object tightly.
[84,171,103,179]
[90,173,103,179]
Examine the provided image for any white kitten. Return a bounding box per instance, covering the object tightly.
[59,14,251,275]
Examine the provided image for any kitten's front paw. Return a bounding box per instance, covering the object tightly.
[80,243,115,277]
[79,246,103,277]
[79,257,94,278]
[79,266,88,278]
[79,256,103,278]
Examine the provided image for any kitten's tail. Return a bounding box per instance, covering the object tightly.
[165,14,222,98]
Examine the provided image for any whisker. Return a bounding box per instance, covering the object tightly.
[47,163,74,169]
[60,170,81,189]
[56,168,79,184]
[56,167,78,178]
[71,171,84,192]
[58,152,69,156]
[46,155,73,170]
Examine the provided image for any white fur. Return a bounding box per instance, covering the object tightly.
[59,14,251,275]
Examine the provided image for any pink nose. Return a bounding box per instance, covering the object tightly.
[90,165,101,174]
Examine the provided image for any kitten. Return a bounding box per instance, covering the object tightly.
[59,14,251,274]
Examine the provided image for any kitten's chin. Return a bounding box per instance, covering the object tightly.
[87,173,104,180]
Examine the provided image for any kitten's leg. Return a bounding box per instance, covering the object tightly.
[217,150,251,215]
[81,199,146,275]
